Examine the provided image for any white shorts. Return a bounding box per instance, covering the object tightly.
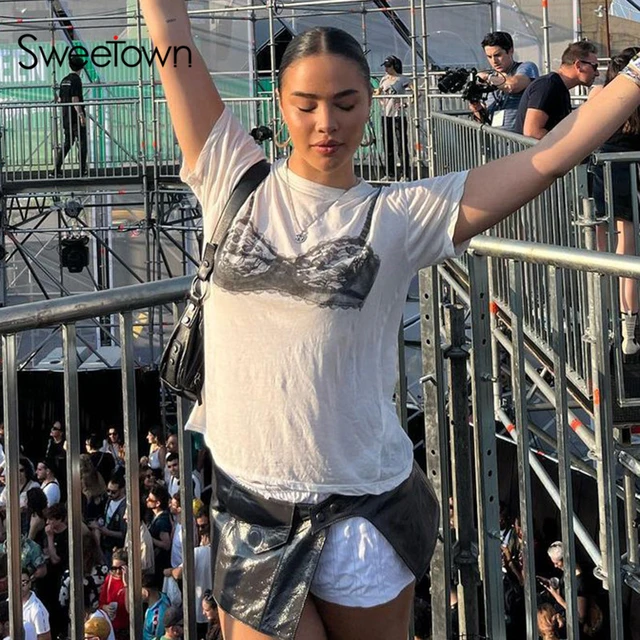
[309,516,415,607]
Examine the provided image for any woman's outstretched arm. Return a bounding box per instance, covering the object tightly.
[453,72,640,244]
[140,0,224,169]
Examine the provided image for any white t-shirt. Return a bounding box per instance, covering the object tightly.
[3,621,36,640]
[170,521,183,568]
[42,480,61,506]
[193,544,212,624]
[379,73,410,117]
[22,591,50,636]
[181,107,468,497]
[167,473,202,500]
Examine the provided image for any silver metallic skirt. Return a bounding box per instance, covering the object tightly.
[210,463,439,639]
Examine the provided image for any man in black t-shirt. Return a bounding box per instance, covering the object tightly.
[514,41,599,139]
[54,53,88,176]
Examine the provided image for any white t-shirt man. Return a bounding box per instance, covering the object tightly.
[181,107,468,500]
[41,480,60,506]
[170,521,183,568]
[3,621,37,640]
[22,591,50,637]
[168,473,202,500]
[379,73,410,117]
[194,544,212,624]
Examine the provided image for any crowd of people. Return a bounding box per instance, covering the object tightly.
[0,420,221,640]
[495,505,611,640]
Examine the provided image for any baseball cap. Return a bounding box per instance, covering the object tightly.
[84,617,111,640]
[382,56,396,67]
[163,606,184,629]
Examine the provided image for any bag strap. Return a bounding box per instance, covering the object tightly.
[195,159,271,286]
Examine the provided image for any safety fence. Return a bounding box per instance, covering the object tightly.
[0,93,420,184]
[431,112,640,409]
[0,236,638,639]
[423,237,640,639]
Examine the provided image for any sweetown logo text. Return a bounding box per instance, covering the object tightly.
[18,34,192,70]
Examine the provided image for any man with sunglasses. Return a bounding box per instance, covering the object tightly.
[21,571,51,640]
[90,476,127,566]
[514,40,599,139]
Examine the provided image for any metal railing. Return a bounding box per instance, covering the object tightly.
[422,237,640,640]
[0,236,638,639]
[0,94,426,185]
[431,112,640,407]
[0,99,142,182]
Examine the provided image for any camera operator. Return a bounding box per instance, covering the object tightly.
[375,55,411,180]
[469,32,539,130]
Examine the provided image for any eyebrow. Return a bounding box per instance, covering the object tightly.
[290,89,360,100]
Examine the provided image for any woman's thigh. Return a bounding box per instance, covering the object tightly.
[313,581,415,640]
[218,599,328,640]
[217,583,414,640]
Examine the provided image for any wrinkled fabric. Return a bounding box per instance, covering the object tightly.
[210,463,439,640]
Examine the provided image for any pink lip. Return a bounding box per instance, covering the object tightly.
[313,141,342,155]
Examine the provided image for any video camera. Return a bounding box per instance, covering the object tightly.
[437,67,496,103]
[250,125,274,144]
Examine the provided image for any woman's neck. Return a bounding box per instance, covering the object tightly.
[287,153,358,190]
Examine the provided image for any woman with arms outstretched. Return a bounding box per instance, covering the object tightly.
[140,2,640,639]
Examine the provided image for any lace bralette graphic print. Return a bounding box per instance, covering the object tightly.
[212,189,382,309]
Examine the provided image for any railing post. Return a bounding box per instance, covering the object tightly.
[444,304,480,637]
[2,333,23,640]
[120,312,143,637]
[63,323,85,640]
[177,394,196,639]
[508,260,538,638]
[590,271,625,639]
[548,266,579,638]
[468,253,506,639]
[419,267,453,640]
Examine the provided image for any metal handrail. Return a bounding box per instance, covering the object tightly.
[0,274,190,334]
[0,238,639,335]
[470,236,640,278]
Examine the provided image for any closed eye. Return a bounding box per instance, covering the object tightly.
[336,104,356,111]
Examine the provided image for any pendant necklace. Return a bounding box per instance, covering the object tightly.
[284,162,336,244]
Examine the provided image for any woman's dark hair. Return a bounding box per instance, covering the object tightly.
[82,523,104,574]
[20,456,35,482]
[606,47,640,135]
[43,502,67,522]
[148,426,165,446]
[112,547,128,564]
[278,27,371,93]
[26,487,48,517]
[481,31,514,52]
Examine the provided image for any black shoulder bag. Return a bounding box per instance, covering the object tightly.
[160,160,271,403]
